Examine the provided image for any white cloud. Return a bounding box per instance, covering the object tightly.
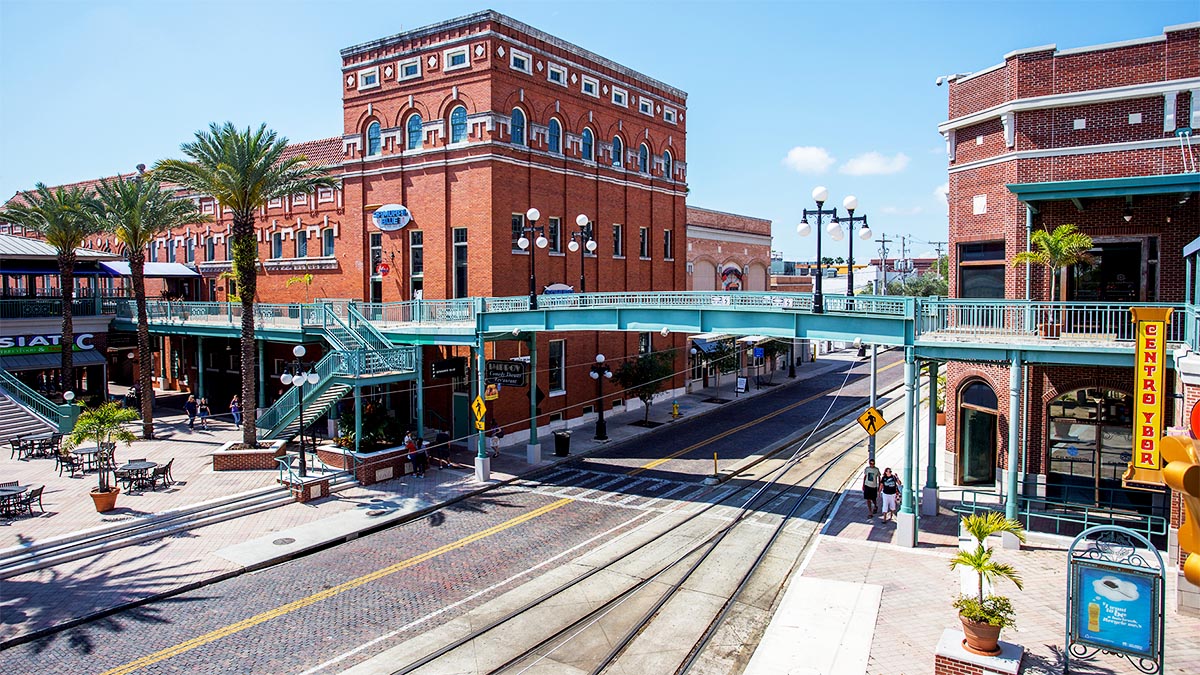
[880,206,924,216]
[934,181,949,212]
[782,146,835,174]
[839,151,910,176]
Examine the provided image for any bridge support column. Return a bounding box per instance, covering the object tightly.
[257,341,266,409]
[922,361,940,516]
[474,334,491,482]
[897,348,918,548]
[1005,355,1022,522]
[414,348,425,439]
[354,385,362,455]
[527,335,542,465]
[196,336,204,399]
[868,344,877,461]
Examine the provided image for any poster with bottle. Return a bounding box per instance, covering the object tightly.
[1071,561,1159,658]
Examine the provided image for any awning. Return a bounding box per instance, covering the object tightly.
[691,338,722,354]
[0,349,107,372]
[687,332,728,341]
[99,261,201,278]
[1006,173,1200,203]
[736,335,769,343]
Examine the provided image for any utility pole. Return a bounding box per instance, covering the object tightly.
[876,234,893,296]
[930,241,947,280]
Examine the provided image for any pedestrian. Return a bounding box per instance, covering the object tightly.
[230,396,241,427]
[880,468,902,522]
[489,426,502,458]
[184,395,198,429]
[198,398,211,428]
[415,438,429,476]
[861,459,881,520]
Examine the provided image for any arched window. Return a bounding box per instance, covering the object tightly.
[366,121,381,156]
[511,108,526,146]
[611,136,623,167]
[406,114,423,150]
[548,118,562,154]
[450,106,467,144]
[581,128,594,161]
[663,150,673,178]
[959,380,999,485]
[638,144,649,173]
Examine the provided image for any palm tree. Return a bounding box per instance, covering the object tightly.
[93,173,208,439]
[1011,223,1095,302]
[950,512,1026,603]
[0,184,103,394]
[154,123,336,447]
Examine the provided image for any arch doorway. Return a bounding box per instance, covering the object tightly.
[958,380,998,485]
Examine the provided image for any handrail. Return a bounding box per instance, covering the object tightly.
[918,300,1188,343]
[346,304,394,351]
[954,490,1167,541]
[0,369,80,432]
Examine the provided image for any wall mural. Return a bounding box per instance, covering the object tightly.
[720,264,743,291]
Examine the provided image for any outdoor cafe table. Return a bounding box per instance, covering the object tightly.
[71,447,100,471]
[119,461,158,491]
[0,484,29,515]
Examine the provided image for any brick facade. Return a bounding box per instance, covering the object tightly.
[685,206,772,291]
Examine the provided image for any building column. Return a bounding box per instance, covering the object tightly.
[1005,354,1023,522]
[897,348,918,548]
[414,348,425,439]
[196,336,204,399]
[354,385,362,454]
[922,361,940,516]
[256,341,266,409]
[475,334,491,481]
[527,335,541,465]
[868,344,878,461]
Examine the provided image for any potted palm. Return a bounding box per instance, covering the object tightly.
[949,512,1026,655]
[65,402,139,512]
[936,372,947,426]
[1011,224,1094,339]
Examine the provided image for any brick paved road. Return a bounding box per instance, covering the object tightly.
[0,351,904,675]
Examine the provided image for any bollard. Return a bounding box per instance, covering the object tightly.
[704,451,720,484]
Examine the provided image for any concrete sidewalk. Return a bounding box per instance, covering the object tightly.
[0,354,855,645]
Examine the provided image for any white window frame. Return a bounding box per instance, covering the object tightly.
[663,229,674,261]
[357,66,380,91]
[548,339,566,395]
[638,97,653,116]
[613,223,625,259]
[271,232,284,259]
[663,106,678,124]
[444,47,469,71]
[398,57,421,81]
[317,187,334,203]
[292,192,308,207]
[547,63,567,86]
[611,86,628,108]
[639,227,650,259]
[268,197,283,209]
[581,74,599,98]
[510,48,532,75]
[201,200,215,214]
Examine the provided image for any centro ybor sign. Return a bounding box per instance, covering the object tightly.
[0,333,94,355]
[1124,307,1172,487]
[372,204,412,231]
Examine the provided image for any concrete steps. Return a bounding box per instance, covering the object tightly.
[0,394,54,445]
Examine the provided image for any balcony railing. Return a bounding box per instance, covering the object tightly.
[0,297,111,319]
[916,300,1188,345]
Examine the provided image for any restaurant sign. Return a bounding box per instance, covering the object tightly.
[371,204,412,232]
[1124,307,1172,487]
[0,333,94,355]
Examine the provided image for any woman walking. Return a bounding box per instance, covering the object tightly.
[198,398,211,429]
[230,396,242,428]
[879,468,902,522]
[184,395,198,429]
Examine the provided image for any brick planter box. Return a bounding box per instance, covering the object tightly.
[283,475,331,503]
[934,629,1023,675]
[212,440,287,471]
[341,445,414,486]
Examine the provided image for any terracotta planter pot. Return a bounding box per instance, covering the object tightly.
[959,615,1002,656]
[936,411,946,426]
[1038,323,1061,339]
[90,487,121,513]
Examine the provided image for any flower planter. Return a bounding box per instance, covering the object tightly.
[1037,322,1061,339]
[90,487,121,513]
[959,615,1002,656]
[936,411,946,426]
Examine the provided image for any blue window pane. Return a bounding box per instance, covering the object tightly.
[367,122,381,156]
[511,109,525,146]
[407,115,423,150]
[450,107,467,144]
[548,119,561,154]
[612,136,623,167]
[663,151,673,178]
[582,129,594,161]
[638,144,648,173]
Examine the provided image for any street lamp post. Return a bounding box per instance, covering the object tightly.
[518,207,549,309]
[796,186,840,314]
[280,344,319,478]
[688,346,698,393]
[830,195,872,309]
[567,214,598,293]
[589,354,612,441]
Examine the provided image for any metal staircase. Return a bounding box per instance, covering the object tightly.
[0,369,79,438]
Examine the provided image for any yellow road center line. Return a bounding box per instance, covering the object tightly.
[99,497,574,675]
[633,359,903,474]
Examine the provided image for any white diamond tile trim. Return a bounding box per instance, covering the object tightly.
[474,44,484,56]
[497,45,505,57]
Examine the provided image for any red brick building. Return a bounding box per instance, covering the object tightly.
[685,207,772,292]
[939,22,1199,570]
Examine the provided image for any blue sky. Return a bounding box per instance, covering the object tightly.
[1,1,1196,260]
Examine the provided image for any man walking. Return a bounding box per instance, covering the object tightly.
[861,459,881,520]
[184,396,198,430]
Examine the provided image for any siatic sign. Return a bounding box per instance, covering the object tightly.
[485,359,528,387]
[0,333,94,355]
[1124,307,1172,487]
[372,204,412,232]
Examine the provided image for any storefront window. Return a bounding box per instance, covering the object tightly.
[958,380,998,485]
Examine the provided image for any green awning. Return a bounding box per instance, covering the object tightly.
[1007,173,1200,202]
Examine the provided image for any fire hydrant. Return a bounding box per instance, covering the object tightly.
[672,400,681,419]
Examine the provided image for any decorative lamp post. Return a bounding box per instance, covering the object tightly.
[796,186,840,314]
[517,207,549,309]
[567,213,598,293]
[832,195,871,309]
[63,390,75,404]
[589,354,613,441]
[280,344,319,478]
[688,346,698,393]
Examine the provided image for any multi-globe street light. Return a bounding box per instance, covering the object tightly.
[280,344,319,477]
[796,186,840,314]
[589,354,613,441]
[517,207,549,309]
[567,213,598,293]
[829,195,872,309]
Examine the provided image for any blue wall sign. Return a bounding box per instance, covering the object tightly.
[753,347,764,358]
[372,204,412,231]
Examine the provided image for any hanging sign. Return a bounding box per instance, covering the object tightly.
[371,204,412,232]
[0,333,94,355]
[1123,307,1172,487]
[377,262,390,277]
[485,360,528,387]
[484,382,500,400]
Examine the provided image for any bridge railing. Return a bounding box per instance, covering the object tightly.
[916,300,1188,343]
[358,300,476,324]
[484,291,911,315]
[0,297,108,319]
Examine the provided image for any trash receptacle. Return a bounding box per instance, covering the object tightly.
[553,430,571,457]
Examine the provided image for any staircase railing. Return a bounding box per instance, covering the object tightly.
[0,369,80,432]
[257,350,345,432]
[347,303,394,352]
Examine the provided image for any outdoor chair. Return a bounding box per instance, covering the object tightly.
[8,440,21,460]
[113,466,133,490]
[0,482,21,517]
[150,461,174,489]
[57,452,83,477]
[0,481,16,489]
[17,486,44,515]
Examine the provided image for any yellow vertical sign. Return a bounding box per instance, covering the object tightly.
[1125,307,1173,486]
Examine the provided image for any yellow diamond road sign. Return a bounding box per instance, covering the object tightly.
[474,419,486,431]
[472,396,486,420]
[857,407,886,436]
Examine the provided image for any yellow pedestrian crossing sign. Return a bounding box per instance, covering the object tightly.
[858,407,886,436]
[472,396,486,420]
[474,419,486,431]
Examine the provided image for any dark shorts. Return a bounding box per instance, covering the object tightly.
[863,486,878,501]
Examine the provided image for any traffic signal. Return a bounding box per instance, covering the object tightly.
[1162,435,1200,586]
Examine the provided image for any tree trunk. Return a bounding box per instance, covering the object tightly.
[131,252,155,439]
[232,213,259,448]
[59,251,76,394]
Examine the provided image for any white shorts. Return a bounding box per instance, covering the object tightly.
[881,492,898,513]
